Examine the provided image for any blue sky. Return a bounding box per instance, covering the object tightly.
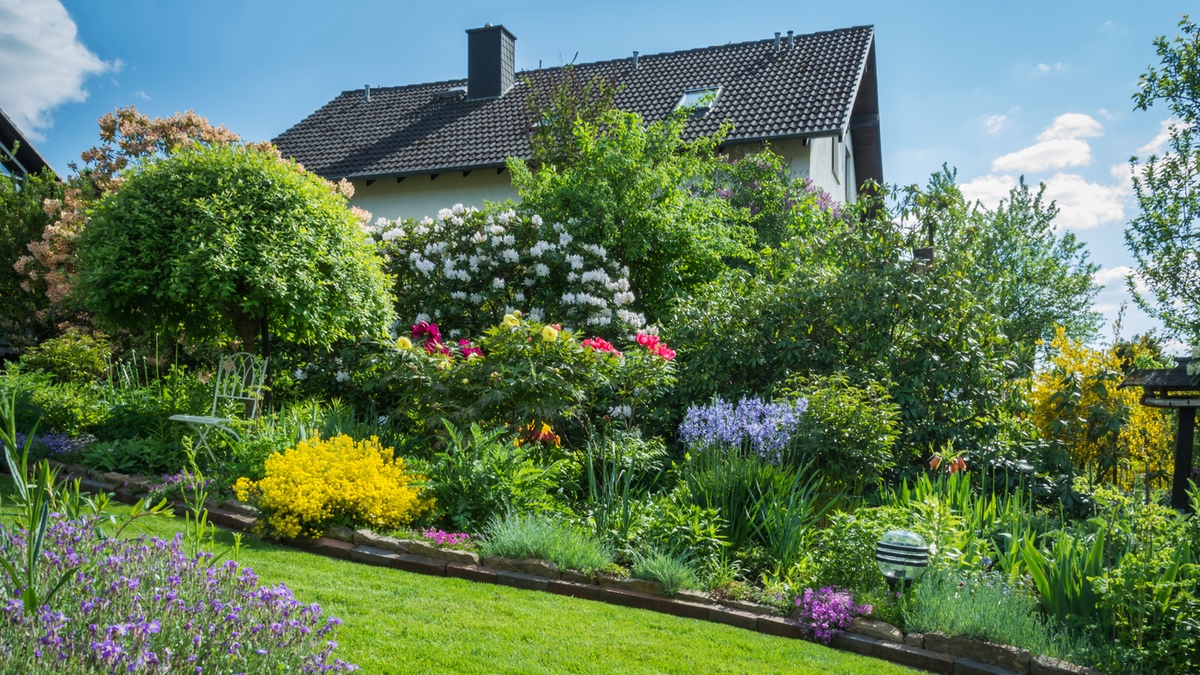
[1,0,1194,348]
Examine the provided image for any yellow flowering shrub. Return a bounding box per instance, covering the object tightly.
[1031,327,1173,490]
[234,434,431,539]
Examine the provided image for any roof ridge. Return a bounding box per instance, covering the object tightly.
[339,24,875,96]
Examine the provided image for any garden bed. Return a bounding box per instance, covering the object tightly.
[23,459,1104,675]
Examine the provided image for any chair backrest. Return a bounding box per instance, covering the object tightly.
[211,352,268,420]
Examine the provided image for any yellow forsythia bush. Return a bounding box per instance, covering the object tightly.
[1031,327,1173,490]
[234,434,431,539]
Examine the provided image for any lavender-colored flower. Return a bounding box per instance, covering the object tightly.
[679,396,807,464]
[0,516,357,673]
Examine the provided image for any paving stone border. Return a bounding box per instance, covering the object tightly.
[18,460,1103,675]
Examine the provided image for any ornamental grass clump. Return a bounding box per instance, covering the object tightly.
[792,586,872,645]
[235,434,431,539]
[631,550,698,596]
[481,513,613,573]
[904,569,1080,661]
[0,519,356,673]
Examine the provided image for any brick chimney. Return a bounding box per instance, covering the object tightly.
[466,24,516,99]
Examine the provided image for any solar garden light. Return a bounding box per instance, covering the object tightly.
[876,530,930,590]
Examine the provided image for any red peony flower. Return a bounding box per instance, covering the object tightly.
[636,333,661,350]
[582,336,622,356]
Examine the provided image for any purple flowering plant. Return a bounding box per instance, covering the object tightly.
[792,586,872,645]
[421,529,472,548]
[678,396,807,464]
[0,519,357,673]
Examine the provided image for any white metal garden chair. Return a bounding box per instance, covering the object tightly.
[169,352,267,461]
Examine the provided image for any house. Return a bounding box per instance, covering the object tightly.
[274,24,882,221]
[0,107,57,186]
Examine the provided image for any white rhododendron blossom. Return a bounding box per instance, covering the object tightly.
[374,206,645,336]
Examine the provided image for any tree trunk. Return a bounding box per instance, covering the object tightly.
[228,306,257,355]
[226,305,260,417]
[260,313,273,413]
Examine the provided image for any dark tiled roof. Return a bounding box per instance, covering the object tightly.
[274,25,880,183]
[0,107,56,179]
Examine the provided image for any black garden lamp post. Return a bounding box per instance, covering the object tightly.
[1119,356,1200,512]
[876,530,929,591]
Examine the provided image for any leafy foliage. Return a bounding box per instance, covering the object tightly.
[509,108,748,321]
[0,166,60,344]
[900,168,1101,370]
[19,329,110,384]
[781,373,900,492]
[78,144,394,353]
[1128,15,1200,340]
[668,196,1013,463]
[425,422,564,531]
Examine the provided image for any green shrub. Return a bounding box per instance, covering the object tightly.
[427,423,565,531]
[780,373,900,492]
[19,330,110,384]
[642,488,728,568]
[806,506,907,591]
[905,569,1084,662]
[481,512,613,573]
[27,381,104,435]
[632,550,698,596]
[81,436,185,476]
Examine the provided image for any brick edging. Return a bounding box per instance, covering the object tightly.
[23,460,1101,675]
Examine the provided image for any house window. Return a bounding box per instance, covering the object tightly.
[675,86,721,115]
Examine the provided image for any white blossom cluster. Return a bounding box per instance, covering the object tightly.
[374,204,645,336]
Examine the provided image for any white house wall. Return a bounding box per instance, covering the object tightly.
[349,135,855,222]
[350,170,519,221]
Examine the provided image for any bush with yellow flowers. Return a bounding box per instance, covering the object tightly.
[1031,326,1174,490]
[234,434,431,539]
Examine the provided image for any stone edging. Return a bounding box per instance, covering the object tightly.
[24,460,1103,675]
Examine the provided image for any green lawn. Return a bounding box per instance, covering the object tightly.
[3,482,914,674]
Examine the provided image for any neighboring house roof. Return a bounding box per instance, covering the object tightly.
[0,107,57,180]
[274,25,881,186]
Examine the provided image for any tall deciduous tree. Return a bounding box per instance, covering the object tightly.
[1128,16,1200,341]
[900,168,1102,372]
[15,107,249,328]
[77,144,394,353]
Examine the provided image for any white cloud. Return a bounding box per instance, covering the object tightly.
[990,113,1102,173]
[993,139,1092,172]
[960,172,1127,230]
[982,114,1008,135]
[960,173,1017,209]
[0,0,114,139]
[1137,118,1191,156]
[1040,173,1127,230]
[1037,113,1103,141]
[1093,265,1133,287]
[1036,62,1065,74]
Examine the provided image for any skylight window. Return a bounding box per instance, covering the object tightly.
[676,86,721,114]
